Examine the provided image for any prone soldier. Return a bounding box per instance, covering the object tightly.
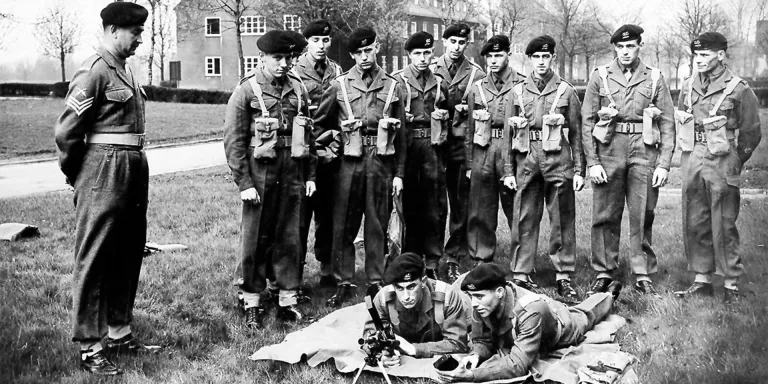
[437,264,621,383]
[673,32,761,302]
[223,30,315,328]
[581,25,675,296]
[313,27,407,307]
[507,35,585,301]
[54,2,160,375]
[394,31,451,280]
[465,35,523,265]
[431,24,486,283]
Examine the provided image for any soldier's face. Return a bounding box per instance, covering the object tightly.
[111,25,144,59]
[393,279,424,309]
[408,48,434,71]
[693,49,725,74]
[444,37,468,60]
[530,52,555,76]
[307,36,332,61]
[485,51,509,73]
[261,53,290,78]
[468,287,504,318]
[350,42,380,71]
[614,40,642,66]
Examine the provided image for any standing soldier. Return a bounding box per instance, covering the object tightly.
[581,25,675,296]
[54,2,160,375]
[465,35,523,266]
[313,27,407,307]
[292,20,344,293]
[394,31,451,280]
[673,32,761,302]
[508,36,585,301]
[432,24,486,283]
[224,30,315,328]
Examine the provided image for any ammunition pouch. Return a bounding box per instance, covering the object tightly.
[251,117,280,159]
[642,106,662,146]
[509,116,530,153]
[472,109,492,147]
[431,108,449,145]
[377,118,399,155]
[542,113,565,152]
[342,118,364,157]
[675,110,695,152]
[593,106,618,144]
[703,115,730,156]
[291,115,313,159]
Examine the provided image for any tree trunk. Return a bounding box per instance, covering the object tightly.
[236,17,244,78]
[160,51,166,82]
[148,1,156,86]
[585,54,592,82]
[567,54,575,82]
[60,48,66,82]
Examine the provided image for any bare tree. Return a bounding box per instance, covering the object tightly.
[0,13,13,51]
[209,0,261,78]
[487,0,531,37]
[35,4,81,82]
[677,0,731,70]
[661,30,688,89]
[420,0,482,27]
[153,1,174,83]
[535,0,588,81]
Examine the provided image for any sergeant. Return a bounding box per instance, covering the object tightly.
[362,252,468,365]
[508,36,585,301]
[54,2,159,375]
[465,35,523,265]
[313,27,407,307]
[223,30,315,328]
[437,264,621,382]
[432,24,486,283]
[393,31,451,280]
[293,20,344,291]
[581,24,675,296]
[673,32,761,302]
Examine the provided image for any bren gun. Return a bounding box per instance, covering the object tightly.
[351,284,399,384]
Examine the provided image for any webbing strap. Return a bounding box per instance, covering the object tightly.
[338,76,355,119]
[649,67,660,104]
[289,77,304,113]
[686,74,695,113]
[475,79,488,108]
[597,66,616,108]
[432,281,447,325]
[387,301,399,326]
[399,73,412,112]
[461,66,479,103]
[548,81,569,114]
[514,83,525,117]
[247,77,268,114]
[383,80,398,118]
[435,77,443,110]
[709,76,742,117]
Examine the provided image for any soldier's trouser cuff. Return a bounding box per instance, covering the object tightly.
[556,273,570,281]
[108,325,131,340]
[80,342,103,358]
[279,290,298,307]
[635,274,651,283]
[694,273,712,284]
[724,277,739,290]
[242,291,261,308]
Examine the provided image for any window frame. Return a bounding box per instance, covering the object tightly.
[240,15,266,36]
[205,56,222,77]
[283,14,302,31]
[205,17,221,37]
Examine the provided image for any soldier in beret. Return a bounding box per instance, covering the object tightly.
[673,32,761,303]
[506,35,584,301]
[313,27,407,307]
[437,264,621,382]
[431,24,486,283]
[294,20,344,294]
[224,29,315,328]
[362,253,468,366]
[465,35,523,266]
[54,1,160,375]
[581,24,675,296]
[392,31,452,281]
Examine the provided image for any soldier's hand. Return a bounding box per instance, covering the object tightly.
[392,177,404,196]
[573,175,585,191]
[502,176,517,190]
[459,354,479,370]
[589,165,607,184]
[379,349,401,367]
[465,170,471,179]
[240,188,260,204]
[306,181,317,197]
[436,366,475,383]
[394,334,416,356]
[651,167,669,188]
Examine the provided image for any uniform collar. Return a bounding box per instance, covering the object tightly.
[483,285,516,334]
[438,54,475,85]
[97,47,136,90]
[297,53,322,81]
[484,65,516,95]
[525,69,558,95]
[394,279,435,314]
[698,65,734,98]
[607,58,648,88]
[405,64,437,92]
[255,67,294,99]
[350,64,386,92]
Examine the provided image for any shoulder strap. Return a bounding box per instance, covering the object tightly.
[514,83,525,117]
[337,75,355,119]
[247,77,268,114]
[431,281,448,325]
[686,75,695,113]
[597,65,616,108]
[399,73,412,112]
[383,79,398,118]
[461,67,479,103]
[434,76,442,109]
[709,76,743,116]
[334,62,341,78]
[474,79,488,108]
[549,81,570,114]
[289,76,305,113]
[649,67,661,103]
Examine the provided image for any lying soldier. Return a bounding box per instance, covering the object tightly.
[362,253,469,365]
[438,263,621,383]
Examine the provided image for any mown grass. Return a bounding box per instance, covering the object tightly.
[0,98,226,161]
[1,166,767,383]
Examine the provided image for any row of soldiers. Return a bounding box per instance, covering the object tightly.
[224,21,762,329]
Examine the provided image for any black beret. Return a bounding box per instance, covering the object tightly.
[480,35,511,56]
[610,24,644,44]
[100,2,148,27]
[288,31,308,53]
[384,253,425,285]
[525,35,556,55]
[442,23,471,39]
[257,30,295,55]
[303,19,333,38]
[348,27,377,52]
[461,264,507,291]
[405,31,435,51]
[691,32,728,52]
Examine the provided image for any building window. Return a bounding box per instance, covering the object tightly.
[469,29,474,42]
[402,55,408,69]
[283,14,301,31]
[240,15,266,35]
[512,44,523,54]
[433,24,439,37]
[205,57,222,76]
[244,56,259,72]
[402,21,408,38]
[205,17,221,36]
[392,56,399,71]
[381,57,387,72]
[411,22,417,34]
[422,22,428,32]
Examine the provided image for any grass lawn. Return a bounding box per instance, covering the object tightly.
[0,98,226,161]
[1,166,767,383]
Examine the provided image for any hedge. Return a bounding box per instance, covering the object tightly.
[0,82,69,98]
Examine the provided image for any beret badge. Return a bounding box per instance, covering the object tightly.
[467,284,476,290]
[622,31,629,39]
